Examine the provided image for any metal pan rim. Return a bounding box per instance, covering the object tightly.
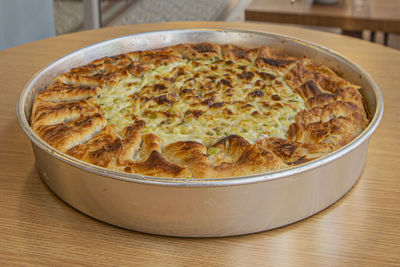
[17,27,384,187]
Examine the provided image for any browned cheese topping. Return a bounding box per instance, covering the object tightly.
[30,43,369,178]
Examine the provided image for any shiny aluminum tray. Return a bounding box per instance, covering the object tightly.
[17,28,383,237]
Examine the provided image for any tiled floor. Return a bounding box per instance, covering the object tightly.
[53,0,239,34]
[53,0,399,50]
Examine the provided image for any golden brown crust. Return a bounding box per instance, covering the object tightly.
[257,137,333,164]
[283,58,368,148]
[66,122,190,178]
[164,138,286,178]
[35,113,107,152]
[172,43,222,60]
[30,43,369,178]
[255,46,296,70]
[66,125,122,168]
[220,44,259,63]
[118,120,145,163]
[285,58,354,93]
[140,133,162,160]
[31,98,101,128]
[36,82,100,102]
[124,151,191,178]
[139,47,182,66]
[212,135,251,164]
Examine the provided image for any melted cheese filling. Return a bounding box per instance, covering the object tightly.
[97,59,305,147]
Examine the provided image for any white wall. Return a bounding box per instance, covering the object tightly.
[0,0,55,50]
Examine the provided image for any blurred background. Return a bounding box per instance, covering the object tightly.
[0,0,399,50]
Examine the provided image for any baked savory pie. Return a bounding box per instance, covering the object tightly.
[30,43,368,178]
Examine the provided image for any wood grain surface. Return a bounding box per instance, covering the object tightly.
[246,0,400,33]
[0,21,399,266]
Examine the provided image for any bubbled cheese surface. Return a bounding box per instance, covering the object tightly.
[96,58,305,147]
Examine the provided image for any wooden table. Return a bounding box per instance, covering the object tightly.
[246,0,400,44]
[1,22,399,265]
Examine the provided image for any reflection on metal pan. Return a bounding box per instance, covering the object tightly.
[17,29,383,237]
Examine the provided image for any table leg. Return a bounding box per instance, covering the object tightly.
[384,32,389,46]
[342,30,363,39]
[370,31,376,42]
[83,0,102,30]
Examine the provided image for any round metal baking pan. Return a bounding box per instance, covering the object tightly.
[17,28,383,237]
